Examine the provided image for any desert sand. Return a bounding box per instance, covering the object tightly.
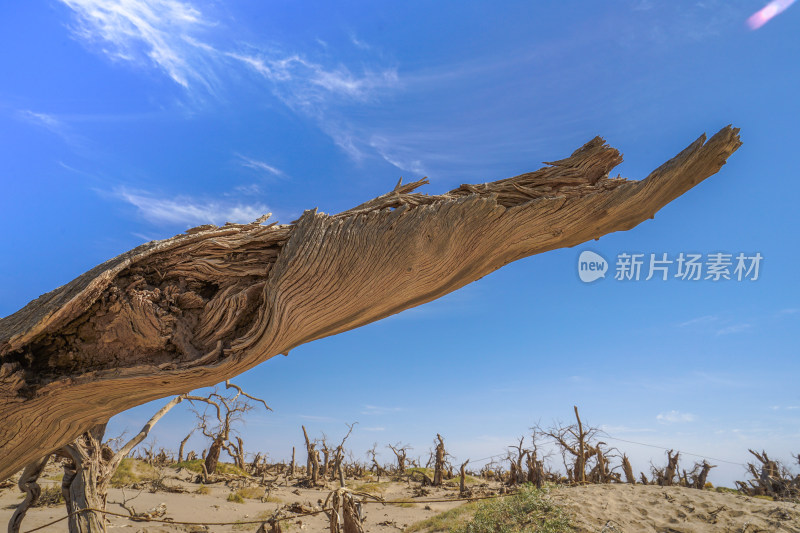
[1,461,798,532]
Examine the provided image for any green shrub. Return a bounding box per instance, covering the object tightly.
[454,485,571,533]
[227,492,245,503]
[408,485,571,533]
[110,458,158,487]
[174,459,248,476]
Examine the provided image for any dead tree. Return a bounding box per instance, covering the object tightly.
[320,435,331,479]
[651,450,680,486]
[187,381,270,475]
[302,426,320,485]
[330,423,357,484]
[9,395,186,533]
[367,444,385,480]
[688,460,716,489]
[621,454,636,485]
[541,406,601,484]
[0,128,742,478]
[432,434,448,487]
[177,429,195,463]
[388,443,411,474]
[736,449,799,499]
[507,436,529,485]
[459,459,470,495]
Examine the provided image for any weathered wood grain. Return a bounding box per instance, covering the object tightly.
[0,127,741,479]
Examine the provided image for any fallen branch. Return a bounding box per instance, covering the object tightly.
[0,127,742,478]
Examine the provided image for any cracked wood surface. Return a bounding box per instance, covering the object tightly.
[0,126,741,479]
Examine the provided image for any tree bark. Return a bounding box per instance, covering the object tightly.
[205,436,224,475]
[60,425,108,533]
[0,127,742,478]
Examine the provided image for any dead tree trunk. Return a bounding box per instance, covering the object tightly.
[459,459,470,494]
[301,426,320,485]
[663,450,680,486]
[178,429,194,463]
[204,436,224,476]
[526,451,544,489]
[574,406,586,484]
[54,395,186,533]
[0,128,742,478]
[621,454,636,485]
[433,434,446,487]
[289,447,296,478]
[690,461,716,489]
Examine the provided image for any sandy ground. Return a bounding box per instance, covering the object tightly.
[1,463,798,532]
[553,483,800,533]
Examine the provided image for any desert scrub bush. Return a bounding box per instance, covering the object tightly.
[409,485,571,533]
[227,487,264,503]
[174,459,249,476]
[31,485,64,507]
[405,502,479,533]
[227,491,245,503]
[352,481,390,495]
[110,458,158,487]
[196,484,210,495]
[454,484,571,533]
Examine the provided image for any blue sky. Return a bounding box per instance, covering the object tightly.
[1,1,798,486]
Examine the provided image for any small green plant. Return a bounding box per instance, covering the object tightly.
[714,486,742,495]
[405,502,478,532]
[352,481,390,495]
[407,485,572,533]
[227,491,245,503]
[227,486,264,503]
[174,459,249,476]
[454,485,571,533]
[196,484,210,495]
[110,458,158,487]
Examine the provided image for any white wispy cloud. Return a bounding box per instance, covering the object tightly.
[59,0,217,91]
[716,323,751,336]
[226,51,398,113]
[58,0,403,162]
[19,110,64,131]
[349,33,371,50]
[369,135,427,175]
[112,186,268,226]
[235,154,284,177]
[656,410,696,423]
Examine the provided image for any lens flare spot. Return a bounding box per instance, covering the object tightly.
[747,0,796,29]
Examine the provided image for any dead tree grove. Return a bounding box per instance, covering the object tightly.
[0,127,742,477]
